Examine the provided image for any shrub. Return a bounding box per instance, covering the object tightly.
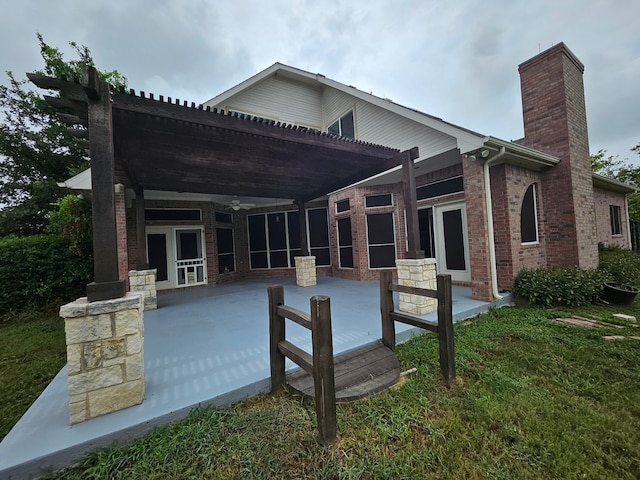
[0,234,92,313]
[597,246,640,287]
[513,267,608,306]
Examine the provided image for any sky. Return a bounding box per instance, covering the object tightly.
[1,0,639,164]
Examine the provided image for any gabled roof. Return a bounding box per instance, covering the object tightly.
[204,63,486,155]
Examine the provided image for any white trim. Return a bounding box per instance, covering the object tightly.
[336,216,354,269]
[365,193,393,208]
[520,183,540,245]
[433,202,471,283]
[365,211,397,270]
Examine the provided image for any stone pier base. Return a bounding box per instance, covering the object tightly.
[60,293,145,424]
[295,256,317,287]
[397,258,437,315]
[128,269,157,310]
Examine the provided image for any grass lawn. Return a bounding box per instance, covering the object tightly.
[3,301,640,479]
[0,306,66,440]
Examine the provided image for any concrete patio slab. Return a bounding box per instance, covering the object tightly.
[0,276,511,479]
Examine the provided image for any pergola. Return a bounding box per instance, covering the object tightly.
[29,66,423,302]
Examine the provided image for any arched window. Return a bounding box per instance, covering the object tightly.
[521,184,538,244]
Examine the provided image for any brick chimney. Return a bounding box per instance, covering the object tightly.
[518,43,598,270]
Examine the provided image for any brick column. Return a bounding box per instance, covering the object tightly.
[114,184,129,286]
[396,258,437,315]
[60,293,145,424]
[129,269,158,310]
[295,256,317,287]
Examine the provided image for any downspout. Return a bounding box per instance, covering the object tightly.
[625,195,632,249]
[483,146,506,299]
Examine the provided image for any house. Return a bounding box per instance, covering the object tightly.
[62,42,635,301]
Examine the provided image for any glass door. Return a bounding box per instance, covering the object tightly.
[175,228,206,286]
[434,202,470,282]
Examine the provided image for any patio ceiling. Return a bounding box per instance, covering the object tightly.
[29,72,405,203]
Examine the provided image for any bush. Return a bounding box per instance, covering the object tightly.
[513,267,608,306]
[0,234,92,313]
[597,246,640,287]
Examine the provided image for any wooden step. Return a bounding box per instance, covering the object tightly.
[287,343,400,402]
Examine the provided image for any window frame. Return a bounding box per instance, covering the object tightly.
[216,226,235,274]
[327,110,355,139]
[610,205,622,236]
[366,212,397,269]
[520,183,539,245]
[337,216,354,269]
[365,193,393,208]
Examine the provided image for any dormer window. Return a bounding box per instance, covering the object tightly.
[328,110,355,139]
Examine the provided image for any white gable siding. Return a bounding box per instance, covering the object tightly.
[322,88,357,127]
[355,101,457,158]
[212,76,323,128]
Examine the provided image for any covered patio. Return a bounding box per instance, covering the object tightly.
[0,277,511,478]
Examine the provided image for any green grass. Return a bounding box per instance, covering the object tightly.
[0,306,67,440]
[23,302,639,479]
[2,300,640,478]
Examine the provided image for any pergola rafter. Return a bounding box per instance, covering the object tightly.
[29,66,422,301]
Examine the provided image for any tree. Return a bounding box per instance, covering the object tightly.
[0,34,126,236]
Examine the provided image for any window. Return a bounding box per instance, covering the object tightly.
[216,227,235,273]
[336,198,350,213]
[307,208,331,266]
[247,209,331,269]
[215,211,233,224]
[328,110,355,139]
[337,217,354,268]
[610,205,622,236]
[416,176,464,201]
[520,184,538,244]
[145,209,201,222]
[367,213,396,268]
[365,193,393,208]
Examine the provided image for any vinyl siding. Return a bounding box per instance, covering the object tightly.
[213,76,323,128]
[211,77,456,159]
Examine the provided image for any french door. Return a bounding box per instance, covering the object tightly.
[146,226,207,290]
[418,203,471,283]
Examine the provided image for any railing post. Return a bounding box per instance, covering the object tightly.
[310,295,337,446]
[436,274,456,387]
[380,270,396,350]
[268,285,286,393]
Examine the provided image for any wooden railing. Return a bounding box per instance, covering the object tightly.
[379,270,456,386]
[268,285,337,446]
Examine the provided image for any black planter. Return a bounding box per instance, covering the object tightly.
[603,282,639,306]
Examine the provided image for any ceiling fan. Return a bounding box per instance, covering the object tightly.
[225,196,256,211]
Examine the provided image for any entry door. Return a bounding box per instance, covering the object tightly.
[146,227,207,290]
[434,202,471,282]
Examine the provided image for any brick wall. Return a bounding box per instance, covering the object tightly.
[491,164,547,290]
[114,185,129,288]
[462,155,493,300]
[519,43,598,270]
[594,187,630,248]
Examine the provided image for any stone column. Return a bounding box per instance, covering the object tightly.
[397,258,437,315]
[129,269,158,310]
[60,292,145,424]
[295,256,317,287]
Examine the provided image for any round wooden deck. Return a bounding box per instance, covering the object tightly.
[286,343,400,402]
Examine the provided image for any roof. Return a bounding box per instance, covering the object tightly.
[30,72,407,203]
[204,62,487,155]
[592,173,637,194]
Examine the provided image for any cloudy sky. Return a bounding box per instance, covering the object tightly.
[1,0,638,163]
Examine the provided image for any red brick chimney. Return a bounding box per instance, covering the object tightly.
[518,43,598,269]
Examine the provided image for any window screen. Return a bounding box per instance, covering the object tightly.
[337,217,353,268]
[365,194,393,208]
[366,213,396,268]
[520,184,538,243]
[416,177,464,201]
[610,205,622,235]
